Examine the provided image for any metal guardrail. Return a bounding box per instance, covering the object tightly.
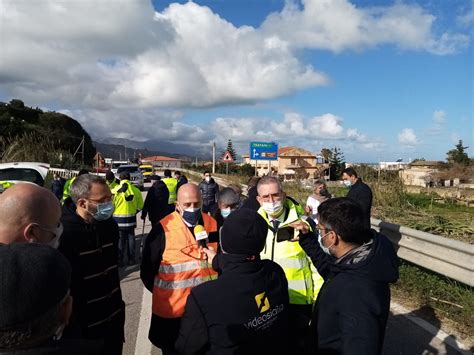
[371,218,474,287]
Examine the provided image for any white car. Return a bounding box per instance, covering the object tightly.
[115,164,144,190]
[0,162,50,190]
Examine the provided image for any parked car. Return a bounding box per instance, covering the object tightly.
[139,164,154,182]
[115,164,144,190]
[0,162,50,192]
[111,160,129,174]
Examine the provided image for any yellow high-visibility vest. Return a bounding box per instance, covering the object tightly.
[258,199,324,305]
[162,177,178,204]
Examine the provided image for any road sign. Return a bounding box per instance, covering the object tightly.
[222,150,234,162]
[249,142,278,161]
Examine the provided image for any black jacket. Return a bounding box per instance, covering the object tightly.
[198,179,219,206]
[0,339,102,355]
[241,186,260,211]
[346,179,373,228]
[140,214,220,350]
[58,199,125,342]
[142,180,170,225]
[175,254,289,355]
[299,229,399,355]
[177,175,188,190]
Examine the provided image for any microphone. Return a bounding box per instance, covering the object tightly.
[194,225,208,248]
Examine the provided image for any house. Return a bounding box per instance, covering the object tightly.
[242,146,328,180]
[400,160,443,187]
[141,155,182,169]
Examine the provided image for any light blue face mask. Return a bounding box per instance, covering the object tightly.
[89,201,114,221]
[220,208,233,219]
[343,180,352,188]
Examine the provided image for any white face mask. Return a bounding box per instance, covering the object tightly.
[205,176,211,182]
[343,180,352,188]
[262,201,283,217]
[35,223,64,249]
[318,230,334,255]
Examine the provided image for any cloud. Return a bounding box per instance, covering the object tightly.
[262,0,470,55]
[0,0,469,114]
[433,110,446,124]
[457,5,474,27]
[398,128,419,147]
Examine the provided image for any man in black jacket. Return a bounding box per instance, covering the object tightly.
[296,197,399,354]
[176,208,289,354]
[174,170,188,191]
[58,174,125,355]
[342,167,373,228]
[141,175,170,225]
[198,171,219,214]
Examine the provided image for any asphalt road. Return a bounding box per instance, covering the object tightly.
[118,183,471,355]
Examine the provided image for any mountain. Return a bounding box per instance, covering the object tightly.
[96,137,212,160]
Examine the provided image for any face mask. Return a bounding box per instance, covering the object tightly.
[343,180,352,188]
[205,176,211,182]
[87,200,114,221]
[319,188,330,197]
[318,231,334,255]
[262,201,284,217]
[182,207,201,226]
[220,208,232,219]
[37,223,63,249]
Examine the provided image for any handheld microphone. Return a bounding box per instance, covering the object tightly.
[194,225,208,248]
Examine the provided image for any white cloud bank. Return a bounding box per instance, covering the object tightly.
[0,0,469,112]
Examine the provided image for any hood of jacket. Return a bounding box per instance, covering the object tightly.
[331,230,399,284]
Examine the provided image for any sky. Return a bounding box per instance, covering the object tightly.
[0,0,472,162]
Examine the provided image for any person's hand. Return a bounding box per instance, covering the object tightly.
[304,205,312,216]
[288,221,310,241]
[201,246,217,264]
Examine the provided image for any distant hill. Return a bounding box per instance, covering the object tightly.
[96,137,212,160]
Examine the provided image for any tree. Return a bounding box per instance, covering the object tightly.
[446,140,470,166]
[320,148,332,163]
[222,139,237,161]
[412,158,426,163]
[328,146,345,180]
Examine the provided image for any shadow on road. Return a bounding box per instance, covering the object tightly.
[383,305,470,354]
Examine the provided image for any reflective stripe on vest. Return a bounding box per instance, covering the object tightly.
[152,211,218,318]
[258,199,324,305]
[162,178,177,204]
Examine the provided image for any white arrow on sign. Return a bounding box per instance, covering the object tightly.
[253,148,259,158]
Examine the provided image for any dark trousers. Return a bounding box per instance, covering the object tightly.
[118,228,136,264]
[202,202,217,215]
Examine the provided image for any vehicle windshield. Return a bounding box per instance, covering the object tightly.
[0,168,44,186]
[117,166,138,173]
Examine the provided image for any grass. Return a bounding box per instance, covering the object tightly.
[392,261,474,339]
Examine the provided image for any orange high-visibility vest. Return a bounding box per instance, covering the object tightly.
[152,211,218,318]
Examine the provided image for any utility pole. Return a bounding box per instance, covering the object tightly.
[81,135,84,166]
[212,142,216,174]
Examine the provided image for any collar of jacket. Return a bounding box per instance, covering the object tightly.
[221,253,263,274]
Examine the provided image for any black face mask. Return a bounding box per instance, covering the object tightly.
[182,208,201,226]
[319,188,331,197]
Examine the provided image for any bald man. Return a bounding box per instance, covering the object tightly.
[140,183,219,354]
[0,183,62,246]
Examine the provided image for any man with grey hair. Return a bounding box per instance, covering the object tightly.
[212,186,241,228]
[0,183,62,247]
[59,174,125,355]
[256,175,324,353]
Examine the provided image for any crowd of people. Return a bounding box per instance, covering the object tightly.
[0,167,399,355]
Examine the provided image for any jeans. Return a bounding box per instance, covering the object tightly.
[118,228,136,264]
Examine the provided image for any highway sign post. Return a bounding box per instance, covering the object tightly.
[249,142,278,176]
